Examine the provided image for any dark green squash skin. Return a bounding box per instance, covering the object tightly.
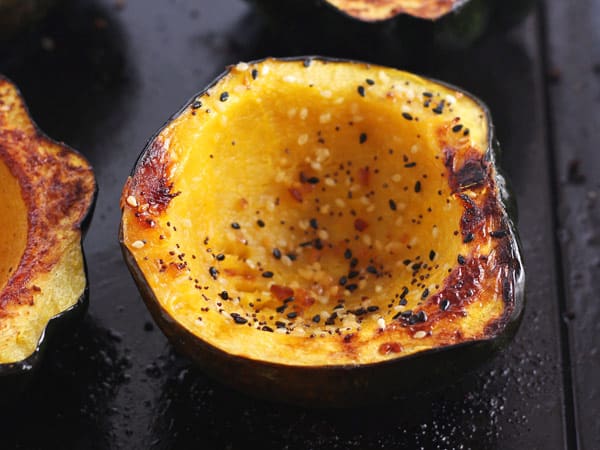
[0,77,97,400]
[247,0,536,50]
[0,0,63,41]
[120,57,525,408]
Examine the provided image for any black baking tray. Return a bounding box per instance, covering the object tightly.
[1,0,595,448]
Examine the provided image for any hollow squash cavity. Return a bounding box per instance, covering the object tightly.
[121,58,522,368]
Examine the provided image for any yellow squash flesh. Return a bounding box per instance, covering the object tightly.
[121,58,516,368]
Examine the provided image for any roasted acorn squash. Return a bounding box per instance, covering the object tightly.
[120,57,524,406]
[249,0,535,48]
[0,76,96,389]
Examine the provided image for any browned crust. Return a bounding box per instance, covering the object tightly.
[0,77,95,311]
[121,137,179,228]
[328,0,462,21]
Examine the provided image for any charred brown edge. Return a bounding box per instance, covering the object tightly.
[119,56,525,401]
[0,75,97,379]
[322,0,468,22]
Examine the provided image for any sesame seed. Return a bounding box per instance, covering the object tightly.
[413,331,427,339]
[126,195,138,207]
[359,133,367,144]
[377,317,386,330]
[414,181,421,192]
[236,62,249,71]
[298,134,309,145]
[402,112,413,121]
[357,85,365,97]
[319,113,331,123]
[262,271,274,278]
[131,240,145,249]
[220,92,229,102]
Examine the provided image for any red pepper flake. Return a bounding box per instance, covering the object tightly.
[270,284,294,301]
[288,188,303,202]
[354,218,368,232]
[358,166,370,186]
[378,342,403,355]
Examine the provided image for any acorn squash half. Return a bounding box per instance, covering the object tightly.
[120,57,524,407]
[0,76,96,390]
[249,0,535,48]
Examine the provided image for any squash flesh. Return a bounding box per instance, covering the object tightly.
[122,59,514,366]
[326,0,466,21]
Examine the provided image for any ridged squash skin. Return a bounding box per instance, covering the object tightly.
[120,57,524,407]
[0,76,96,396]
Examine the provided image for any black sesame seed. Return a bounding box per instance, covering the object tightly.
[284,296,295,303]
[272,248,282,259]
[216,253,225,261]
[220,92,229,102]
[422,92,433,98]
[440,299,451,311]
[219,291,229,300]
[312,314,321,323]
[344,249,352,259]
[432,100,445,114]
[452,124,463,133]
[429,250,436,261]
[399,298,408,306]
[231,222,241,229]
[393,311,403,320]
[359,133,367,144]
[357,85,365,97]
[402,112,413,121]
[348,270,359,279]
[366,265,378,274]
[262,326,274,332]
[403,259,411,266]
[422,288,429,299]
[404,162,416,168]
[303,58,312,67]
[339,276,348,286]
[353,307,366,316]
[350,258,359,268]
[365,78,375,85]
[463,128,470,136]
[275,321,286,328]
[287,253,297,261]
[192,100,202,109]
[346,284,358,292]
[367,305,379,312]
[457,254,466,265]
[276,305,287,313]
[400,287,409,298]
[414,181,422,193]
[416,310,428,322]
[307,176,320,184]
[309,218,319,229]
[262,271,274,278]
[209,266,219,280]
[257,219,265,227]
[463,233,475,243]
[251,69,258,79]
[231,313,247,324]
[389,199,397,211]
